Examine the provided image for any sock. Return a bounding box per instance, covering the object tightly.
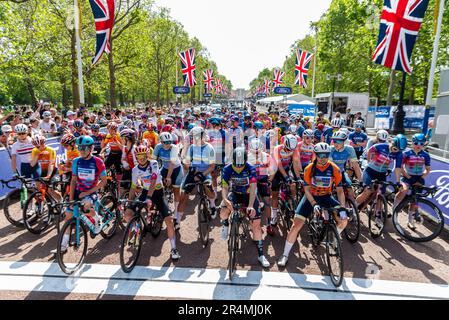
[62,234,70,247]
[209,199,216,208]
[170,236,177,249]
[283,241,294,258]
[256,240,264,257]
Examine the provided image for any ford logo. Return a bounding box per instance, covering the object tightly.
[173,86,190,94]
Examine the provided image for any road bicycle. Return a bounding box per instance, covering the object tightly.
[119,198,164,273]
[55,196,119,275]
[306,205,345,287]
[278,179,302,232]
[332,185,360,244]
[227,203,251,280]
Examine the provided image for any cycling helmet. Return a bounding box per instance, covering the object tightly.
[187,123,196,131]
[302,129,314,138]
[332,130,348,141]
[249,138,263,152]
[1,125,12,134]
[254,121,264,130]
[354,120,364,128]
[90,124,100,131]
[376,129,389,142]
[14,123,28,134]
[231,115,239,122]
[232,147,247,166]
[317,123,325,131]
[162,124,173,133]
[135,144,149,155]
[392,134,408,151]
[280,112,288,118]
[76,135,94,147]
[289,124,298,133]
[32,135,45,147]
[123,119,133,128]
[74,119,84,129]
[314,142,331,154]
[159,132,172,143]
[120,128,135,140]
[147,123,155,131]
[192,126,205,138]
[244,115,251,120]
[412,133,426,144]
[107,122,118,131]
[331,118,342,128]
[165,117,174,124]
[61,133,76,146]
[209,117,221,126]
[284,134,298,151]
[141,114,148,119]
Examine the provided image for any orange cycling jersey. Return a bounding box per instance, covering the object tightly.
[103,134,123,152]
[60,148,80,173]
[142,131,158,148]
[303,161,342,196]
[31,146,56,172]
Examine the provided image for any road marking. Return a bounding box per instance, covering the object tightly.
[0,261,448,300]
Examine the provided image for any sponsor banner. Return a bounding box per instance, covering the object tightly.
[0,137,65,199]
[288,104,315,117]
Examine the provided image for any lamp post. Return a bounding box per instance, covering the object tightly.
[326,73,343,120]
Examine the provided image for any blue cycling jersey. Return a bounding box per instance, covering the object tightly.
[402,149,431,176]
[330,145,357,172]
[366,143,403,173]
[222,163,257,194]
[348,131,368,152]
[153,143,181,169]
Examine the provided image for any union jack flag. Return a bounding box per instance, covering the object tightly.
[263,79,270,95]
[179,48,197,87]
[215,77,222,94]
[89,0,116,66]
[295,49,314,88]
[372,0,429,74]
[272,68,284,89]
[203,69,214,92]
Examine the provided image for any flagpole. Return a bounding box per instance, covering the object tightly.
[176,47,179,104]
[74,0,85,105]
[311,27,318,99]
[422,0,445,135]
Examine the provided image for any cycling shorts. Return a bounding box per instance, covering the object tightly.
[181,171,212,194]
[294,195,344,220]
[161,166,184,187]
[20,163,39,180]
[401,175,425,187]
[220,192,261,219]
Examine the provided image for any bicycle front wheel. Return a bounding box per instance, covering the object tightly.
[120,216,144,273]
[368,195,387,238]
[99,195,118,239]
[57,219,88,275]
[3,189,25,228]
[22,191,52,235]
[227,219,239,280]
[325,224,344,287]
[393,198,444,242]
[198,198,210,247]
[343,199,360,243]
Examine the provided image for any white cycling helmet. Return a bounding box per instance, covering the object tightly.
[314,142,331,154]
[331,118,342,128]
[302,129,314,138]
[332,130,348,141]
[249,138,263,152]
[376,129,389,142]
[284,134,298,151]
[159,132,172,143]
[289,124,298,133]
[354,120,364,128]
[14,123,28,134]
[339,127,349,135]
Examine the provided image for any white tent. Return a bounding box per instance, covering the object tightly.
[257,93,315,105]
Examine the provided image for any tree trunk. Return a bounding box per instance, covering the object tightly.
[61,76,69,107]
[70,31,80,109]
[108,41,117,109]
[386,69,396,106]
[165,83,169,106]
[408,75,415,105]
[23,67,38,108]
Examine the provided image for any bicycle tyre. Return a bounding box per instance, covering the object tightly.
[325,224,344,287]
[343,198,360,243]
[99,195,118,239]
[57,219,88,275]
[368,195,387,238]
[393,198,444,242]
[22,191,52,234]
[227,218,239,280]
[3,189,25,228]
[120,216,144,273]
[198,198,210,247]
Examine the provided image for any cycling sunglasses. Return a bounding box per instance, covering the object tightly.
[413,141,425,146]
[316,153,330,159]
[78,145,92,151]
[333,140,345,144]
[163,141,172,145]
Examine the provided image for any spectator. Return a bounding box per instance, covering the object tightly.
[39,111,57,135]
[29,118,41,136]
[345,107,355,127]
[67,110,76,121]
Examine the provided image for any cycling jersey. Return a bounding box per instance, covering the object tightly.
[72,156,107,192]
[121,145,137,170]
[142,131,158,148]
[247,151,275,179]
[275,121,289,136]
[366,143,403,173]
[153,143,181,169]
[207,128,227,165]
[91,133,105,154]
[348,131,368,153]
[303,161,342,196]
[222,163,257,194]
[229,126,244,148]
[402,149,431,176]
[103,134,123,152]
[31,146,56,172]
[131,160,163,190]
[184,143,215,172]
[11,138,34,163]
[329,145,357,172]
[273,145,299,170]
[298,141,314,168]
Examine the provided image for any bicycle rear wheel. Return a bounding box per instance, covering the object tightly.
[325,224,344,287]
[22,191,52,235]
[393,198,444,242]
[227,219,239,280]
[368,196,387,238]
[3,189,26,228]
[149,208,163,238]
[343,199,360,243]
[120,216,144,273]
[198,198,210,247]
[57,219,88,275]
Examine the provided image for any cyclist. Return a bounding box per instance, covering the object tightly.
[56,136,108,253]
[229,116,244,149]
[394,133,431,230]
[219,147,270,268]
[277,143,347,267]
[270,134,302,231]
[11,124,38,179]
[73,119,88,137]
[178,127,216,230]
[120,129,137,195]
[275,112,290,136]
[356,134,406,227]
[101,122,123,178]
[247,138,277,236]
[361,129,389,170]
[142,123,158,149]
[90,124,104,157]
[298,129,315,170]
[59,133,79,176]
[125,144,179,260]
[348,120,368,159]
[152,132,183,223]
[207,117,227,208]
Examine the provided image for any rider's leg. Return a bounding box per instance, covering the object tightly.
[394,182,409,209]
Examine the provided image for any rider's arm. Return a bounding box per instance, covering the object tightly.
[292,149,302,176]
[202,145,216,176]
[274,147,288,178]
[333,164,345,207]
[304,186,316,206]
[30,149,39,167]
[336,186,346,208]
[248,181,257,209]
[350,158,362,182]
